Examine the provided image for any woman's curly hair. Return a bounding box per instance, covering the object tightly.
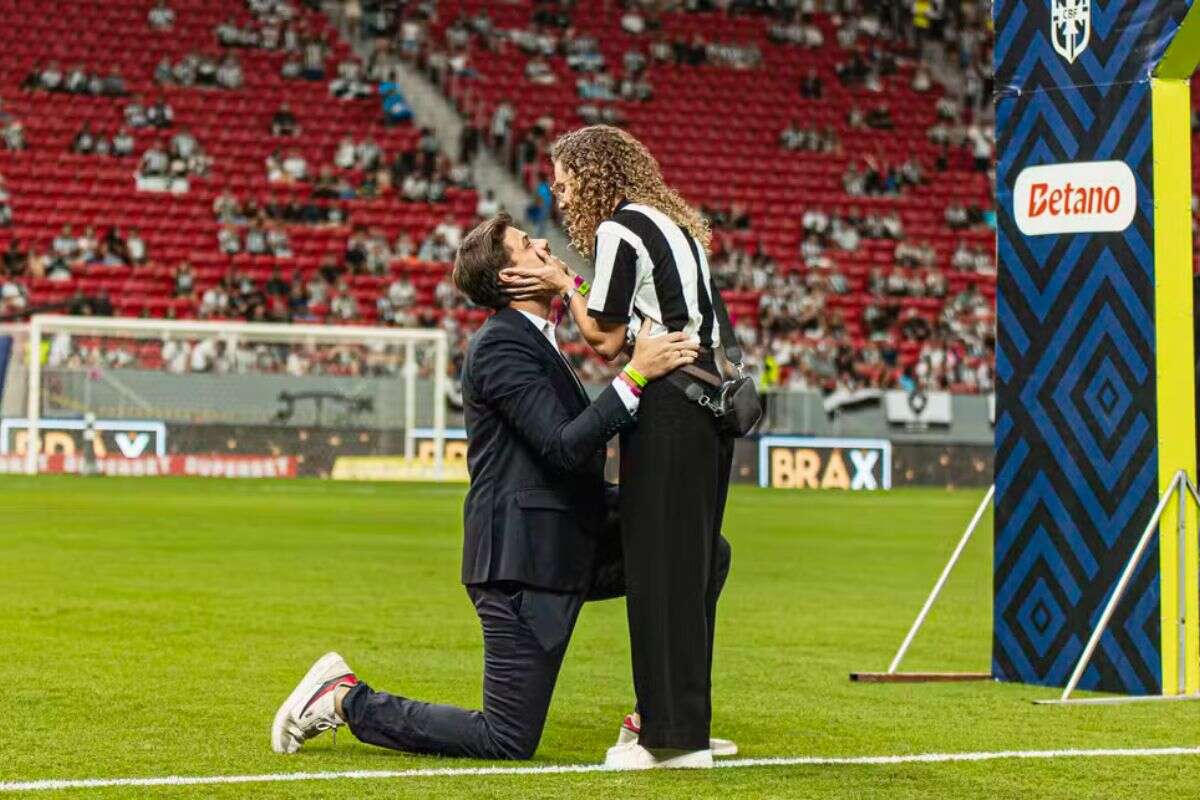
[550,125,711,258]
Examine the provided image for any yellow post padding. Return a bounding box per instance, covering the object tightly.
[1151,75,1198,695]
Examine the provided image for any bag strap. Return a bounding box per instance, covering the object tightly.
[706,271,743,369]
[680,364,723,387]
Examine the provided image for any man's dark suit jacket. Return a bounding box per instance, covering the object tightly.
[459,306,634,593]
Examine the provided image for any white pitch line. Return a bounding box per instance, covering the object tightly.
[2,747,1199,792]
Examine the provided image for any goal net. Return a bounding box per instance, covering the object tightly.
[9,315,453,480]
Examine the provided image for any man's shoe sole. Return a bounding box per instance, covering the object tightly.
[271,651,345,754]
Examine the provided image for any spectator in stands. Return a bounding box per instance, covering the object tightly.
[39,61,64,92]
[3,119,25,151]
[525,56,557,86]
[912,65,932,92]
[147,96,174,128]
[800,68,823,99]
[417,231,453,263]
[0,277,27,316]
[65,64,89,94]
[125,229,147,265]
[621,7,646,34]
[329,137,355,170]
[946,203,969,230]
[271,103,300,136]
[356,137,383,171]
[52,225,78,260]
[217,55,244,89]
[124,97,149,128]
[330,59,370,99]
[245,223,269,254]
[780,121,804,150]
[267,225,292,257]
[433,214,463,250]
[174,54,200,86]
[429,172,449,204]
[330,278,358,320]
[102,71,128,97]
[0,180,11,227]
[148,0,175,30]
[76,226,99,262]
[387,273,416,309]
[200,280,230,318]
[213,190,242,223]
[281,51,302,79]
[170,128,198,161]
[393,230,416,259]
[476,189,499,219]
[154,57,173,85]
[218,225,241,255]
[265,150,286,182]
[401,171,429,202]
[866,103,894,130]
[967,125,993,172]
[2,239,23,274]
[71,124,96,154]
[174,262,195,297]
[198,54,222,86]
[846,104,866,130]
[112,128,135,157]
[265,266,289,297]
[302,34,328,79]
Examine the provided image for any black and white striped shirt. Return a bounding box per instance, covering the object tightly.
[586,200,720,350]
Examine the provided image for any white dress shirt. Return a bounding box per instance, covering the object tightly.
[517,308,639,415]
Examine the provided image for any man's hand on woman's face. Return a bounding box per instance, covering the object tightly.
[628,319,700,380]
[499,255,573,300]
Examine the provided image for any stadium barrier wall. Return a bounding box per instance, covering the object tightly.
[994,0,1198,695]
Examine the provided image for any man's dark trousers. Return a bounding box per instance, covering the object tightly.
[340,533,731,760]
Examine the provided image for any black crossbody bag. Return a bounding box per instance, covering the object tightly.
[666,275,763,437]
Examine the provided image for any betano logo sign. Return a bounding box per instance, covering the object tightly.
[1014,160,1137,236]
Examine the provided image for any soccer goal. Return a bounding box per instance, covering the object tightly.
[12,315,451,480]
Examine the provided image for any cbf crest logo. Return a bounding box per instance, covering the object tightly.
[1051,0,1091,63]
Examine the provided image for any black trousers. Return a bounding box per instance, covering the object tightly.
[618,376,734,751]
[342,524,731,760]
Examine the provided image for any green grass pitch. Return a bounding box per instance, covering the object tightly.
[3,475,1199,798]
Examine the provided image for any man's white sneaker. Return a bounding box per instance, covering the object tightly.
[615,712,738,757]
[604,742,713,770]
[271,651,359,754]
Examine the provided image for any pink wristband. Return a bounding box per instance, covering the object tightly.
[617,371,643,396]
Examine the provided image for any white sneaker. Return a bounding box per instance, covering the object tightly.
[271,652,359,754]
[604,742,713,770]
[616,712,738,757]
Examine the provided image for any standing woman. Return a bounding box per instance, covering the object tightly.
[501,125,734,769]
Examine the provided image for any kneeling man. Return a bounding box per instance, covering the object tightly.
[272,214,722,761]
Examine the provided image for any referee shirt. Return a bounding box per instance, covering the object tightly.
[586,200,720,350]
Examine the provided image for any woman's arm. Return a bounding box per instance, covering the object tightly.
[500,256,629,361]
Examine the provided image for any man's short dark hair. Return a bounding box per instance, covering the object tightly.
[452,212,512,310]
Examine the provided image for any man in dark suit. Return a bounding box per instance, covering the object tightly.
[272,213,707,760]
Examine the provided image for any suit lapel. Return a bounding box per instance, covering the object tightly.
[499,308,590,408]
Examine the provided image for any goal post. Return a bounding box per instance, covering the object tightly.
[19,314,450,479]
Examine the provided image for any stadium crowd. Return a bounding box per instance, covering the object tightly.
[0,0,1094,399]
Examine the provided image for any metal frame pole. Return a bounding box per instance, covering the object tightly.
[432,333,448,479]
[403,340,416,460]
[1057,471,1185,702]
[24,317,41,475]
[1179,479,1189,695]
[886,484,995,674]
